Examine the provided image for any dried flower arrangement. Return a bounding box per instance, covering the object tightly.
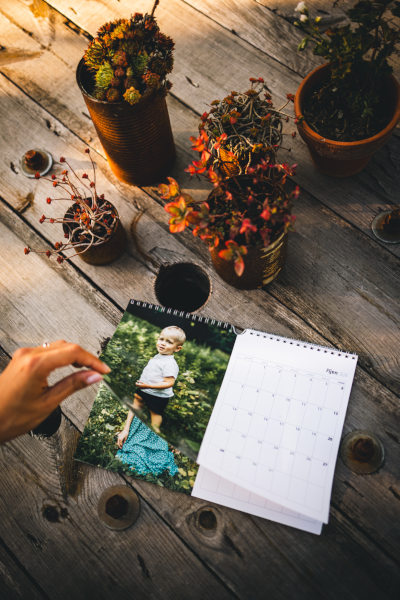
[294,0,400,141]
[197,78,296,176]
[160,151,298,277]
[24,149,123,264]
[83,0,174,104]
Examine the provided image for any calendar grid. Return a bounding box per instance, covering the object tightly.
[198,331,357,524]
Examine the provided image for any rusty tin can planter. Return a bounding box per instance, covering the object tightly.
[76,59,176,186]
[294,64,400,177]
[63,200,126,266]
[210,230,288,290]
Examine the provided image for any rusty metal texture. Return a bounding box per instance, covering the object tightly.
[77,59,175,186]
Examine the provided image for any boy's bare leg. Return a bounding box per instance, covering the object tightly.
[132,392,144,411]
[149,411,162,433]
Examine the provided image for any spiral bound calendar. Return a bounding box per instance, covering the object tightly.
[76,299,357,535]
[196,329,358,526]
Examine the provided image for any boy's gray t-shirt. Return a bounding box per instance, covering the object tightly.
[139,354,179,397]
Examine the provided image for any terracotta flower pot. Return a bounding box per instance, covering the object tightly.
[210,230,288,290]
[63,199,126,265]
[294,64,400,177]
[76,59,176,186]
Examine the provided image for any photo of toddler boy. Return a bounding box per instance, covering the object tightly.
[121,325,186,436]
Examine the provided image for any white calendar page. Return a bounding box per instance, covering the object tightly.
[197,330,358,523]
[193,466,323,534]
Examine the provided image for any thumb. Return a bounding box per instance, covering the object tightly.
[42,370,103,408]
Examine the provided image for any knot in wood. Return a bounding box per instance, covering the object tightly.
[105,494,129,519]
[351,437,374,463]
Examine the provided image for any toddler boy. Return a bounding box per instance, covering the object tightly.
[133,325,186,433]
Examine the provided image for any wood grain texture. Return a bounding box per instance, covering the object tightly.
[1,0,399,263]
[1,201,399,598]
[178,0,317,76]
[256,0,350,19]
[0,425,235,600]
[1,166,400,562]
[0,536,47,600]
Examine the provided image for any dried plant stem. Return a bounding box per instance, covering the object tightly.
[151,0,160,17]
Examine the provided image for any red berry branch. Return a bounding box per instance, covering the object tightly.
[24,148,118,263]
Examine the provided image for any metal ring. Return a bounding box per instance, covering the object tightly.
[42,341,50,348]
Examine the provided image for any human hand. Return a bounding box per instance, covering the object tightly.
[116,428,129,449]
[135,380,147,389]
[0,341,110,443]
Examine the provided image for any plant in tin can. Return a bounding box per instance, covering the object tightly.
[198,77,296,176]
[159,149,298,277]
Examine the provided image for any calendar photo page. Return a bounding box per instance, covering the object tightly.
[75,300,237,496]
[75,299,357,533]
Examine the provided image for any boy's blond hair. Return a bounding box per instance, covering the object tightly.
[162,326,186,346]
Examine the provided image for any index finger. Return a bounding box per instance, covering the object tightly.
[36,343,111,375]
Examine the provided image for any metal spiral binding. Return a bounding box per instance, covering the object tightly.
[247,329,357,359]
[129,299,232,329]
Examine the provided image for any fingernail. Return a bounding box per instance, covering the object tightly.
[102,363,111,373]
[85,373,103,385]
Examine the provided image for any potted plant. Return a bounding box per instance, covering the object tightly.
[76,0,175,186]
[197,78,295,177]
[159,149,298,289]
[24,149,126,265]
[293,1,400,177]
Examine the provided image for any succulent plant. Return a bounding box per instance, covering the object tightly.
[83,1,174,104]
[198,78,295,176]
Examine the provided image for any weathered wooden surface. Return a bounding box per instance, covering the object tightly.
[0,0,399,598]
[1,191,399,599]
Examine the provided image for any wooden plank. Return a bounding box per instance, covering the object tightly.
[257,0,400,72]
[0,67,399,398]
[257,0,350,20]
[182,0,319,76]
[0,1,200,178]
[0,536,47,600]
[0,426,235,600]
[1,202,399,598]
[2,176,400,567]
[0,223,238,599]
[184,0,321,76]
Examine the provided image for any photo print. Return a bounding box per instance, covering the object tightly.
[75,300,236,494]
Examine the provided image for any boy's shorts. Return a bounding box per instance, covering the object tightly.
[136,389,171,416]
